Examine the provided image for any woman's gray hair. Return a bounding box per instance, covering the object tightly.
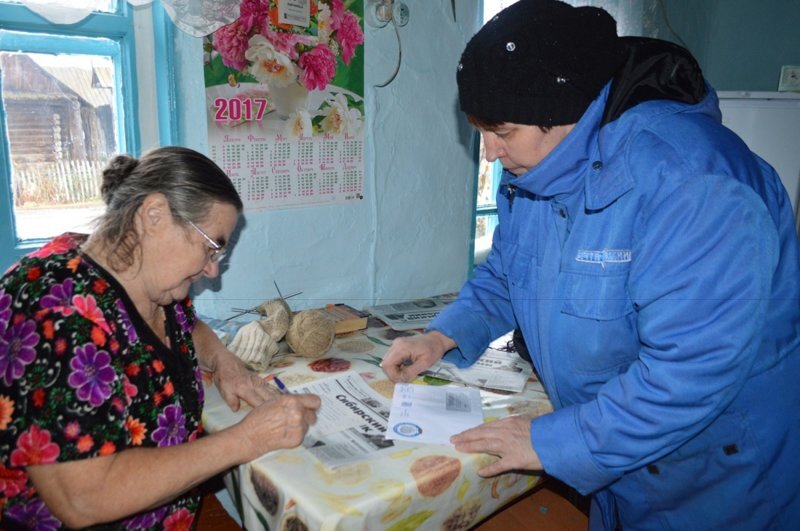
[93,146,243,272]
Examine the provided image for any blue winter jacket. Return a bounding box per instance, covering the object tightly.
[430,38,800,529]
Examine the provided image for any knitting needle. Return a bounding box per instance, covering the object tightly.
[224,290,303,321]
[230,308,261,315]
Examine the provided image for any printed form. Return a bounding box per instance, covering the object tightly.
[387,383,484,446]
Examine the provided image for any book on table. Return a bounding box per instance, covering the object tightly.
[320,303,370,334]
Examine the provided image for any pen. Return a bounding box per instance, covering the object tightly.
[378,358,414,368]
[274,376,290,394]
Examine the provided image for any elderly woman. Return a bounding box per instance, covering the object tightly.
[0,146,320,529]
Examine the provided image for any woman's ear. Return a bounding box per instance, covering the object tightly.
[139,193,170,233]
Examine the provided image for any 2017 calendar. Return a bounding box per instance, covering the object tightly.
[203,0,365,211]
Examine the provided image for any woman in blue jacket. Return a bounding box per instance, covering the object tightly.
[381,0,800,528]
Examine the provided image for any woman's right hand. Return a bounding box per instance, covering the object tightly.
[235,393,321,461]
[381,331,456,383]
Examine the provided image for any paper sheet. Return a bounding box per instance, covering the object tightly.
[387,383,484,446]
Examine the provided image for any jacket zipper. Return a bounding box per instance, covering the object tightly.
[507,184,516,211]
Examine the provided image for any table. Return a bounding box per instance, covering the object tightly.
[201,318,554,530]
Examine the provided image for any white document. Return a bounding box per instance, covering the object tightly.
[387,383,484,446]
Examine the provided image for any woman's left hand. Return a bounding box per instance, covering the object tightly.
[450,415,543,476]
[213,351,279,411]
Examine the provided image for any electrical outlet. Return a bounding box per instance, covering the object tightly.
[365,0,410,28]
[393,2,410,26]
[778,65,800,92]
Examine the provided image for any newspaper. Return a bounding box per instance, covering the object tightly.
[364,293,458,331]
[289,371,410,468]
[421,334,532,393]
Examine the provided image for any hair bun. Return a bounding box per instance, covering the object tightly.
[100,154,139,204]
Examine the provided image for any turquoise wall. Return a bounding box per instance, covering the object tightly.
[648,0,800,91]
[2,1,794,318]
[175,4,483,319]
[174,0,798,320]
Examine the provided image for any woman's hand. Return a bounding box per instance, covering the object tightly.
[450,415,542,476]
[213,350,279,411]
[193,320,277,410]
[235,393,322,461]
[26,392,322,528]
[381,330,456,382]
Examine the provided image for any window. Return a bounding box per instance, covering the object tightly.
[472,0,515,268]
[0,0,139,265]
[473,133,501,266]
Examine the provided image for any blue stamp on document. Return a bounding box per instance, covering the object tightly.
[393,422,422,438]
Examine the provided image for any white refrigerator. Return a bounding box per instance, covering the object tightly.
[717,91,800,234]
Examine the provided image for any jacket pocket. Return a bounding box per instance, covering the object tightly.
[558,270,637,374]
[560,270,632,321]
[620,411,773,529]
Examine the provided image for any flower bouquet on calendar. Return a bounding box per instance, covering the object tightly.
[204,0,365,135]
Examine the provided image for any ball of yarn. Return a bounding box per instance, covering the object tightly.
[228,321,280,372]
[286,309,336,358]
[256,298,292,342]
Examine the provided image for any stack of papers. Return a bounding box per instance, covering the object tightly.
[364,293,458,331]
[421,345,533,394]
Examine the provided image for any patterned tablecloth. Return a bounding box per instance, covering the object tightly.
[201,318,554,531]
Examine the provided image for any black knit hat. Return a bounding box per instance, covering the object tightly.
[457,0,627,126]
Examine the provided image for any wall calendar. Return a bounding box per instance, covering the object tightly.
[203,0,365,210]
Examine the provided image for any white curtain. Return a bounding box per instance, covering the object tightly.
[19,0,241,36]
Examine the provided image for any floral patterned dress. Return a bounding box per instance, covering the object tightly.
[0,233,205,530]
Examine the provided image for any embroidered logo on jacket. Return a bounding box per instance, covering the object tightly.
[575,249,632,268]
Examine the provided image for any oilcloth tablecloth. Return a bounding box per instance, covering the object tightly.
[201,319,553,530]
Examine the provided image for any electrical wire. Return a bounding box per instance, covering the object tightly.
[374,18,403,88]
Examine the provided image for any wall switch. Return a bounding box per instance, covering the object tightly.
[778,65,800,92]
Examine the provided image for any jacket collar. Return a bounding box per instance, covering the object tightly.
[584,144,636,211]
[505,82,635,210]
[502,37,709,211]
[503,86,605,199]
[585,83,636,211]
[587,36,708,210]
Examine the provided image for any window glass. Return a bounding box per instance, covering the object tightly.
[472,0,514,266]
[473,149,500,265]
[1,50,117,239]
[475,212,499,263]
[475,132,498,209]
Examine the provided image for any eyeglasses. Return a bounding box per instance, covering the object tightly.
[187,220,227,263]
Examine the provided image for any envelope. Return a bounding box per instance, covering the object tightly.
[386,383,484,446]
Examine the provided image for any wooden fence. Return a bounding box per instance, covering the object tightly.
[13,160,105,206]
